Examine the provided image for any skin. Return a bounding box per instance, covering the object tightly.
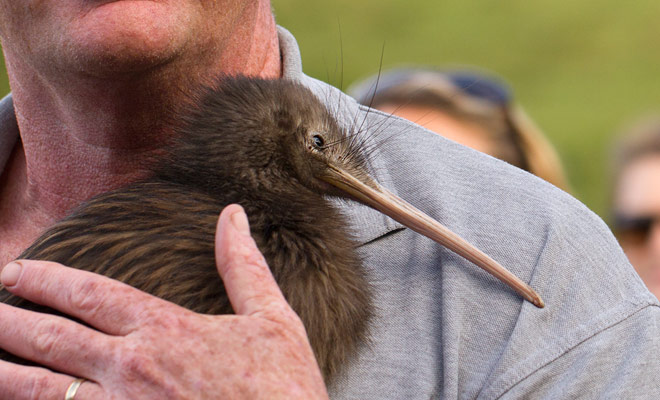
[0,0,281,265]
[377,103,497,157]
[0,1,328,398]
[614,155,660,300]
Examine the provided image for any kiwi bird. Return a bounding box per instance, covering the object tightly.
[0,77,543,382]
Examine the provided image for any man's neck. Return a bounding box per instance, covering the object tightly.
[2,3,281,223]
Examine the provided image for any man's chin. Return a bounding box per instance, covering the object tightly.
[60,1,195,75]
[66,39,181,78]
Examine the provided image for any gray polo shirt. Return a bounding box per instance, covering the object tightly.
[1,27,659,399]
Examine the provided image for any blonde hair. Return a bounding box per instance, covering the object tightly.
[611,115,660,199]
[613,115,660,173]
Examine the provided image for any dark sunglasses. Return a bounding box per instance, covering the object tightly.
[613,213,660,244]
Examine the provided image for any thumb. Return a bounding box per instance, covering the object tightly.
[214,204,290,318]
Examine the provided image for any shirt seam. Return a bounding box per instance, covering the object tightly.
[491,301,660,399]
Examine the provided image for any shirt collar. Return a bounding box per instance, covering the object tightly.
[0,94,17,173]
[277,26,404,244]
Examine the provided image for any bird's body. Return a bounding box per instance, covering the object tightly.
[0,77,372,382]
[0,76,544,382]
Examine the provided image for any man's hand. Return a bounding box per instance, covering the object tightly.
[0,204,328,399]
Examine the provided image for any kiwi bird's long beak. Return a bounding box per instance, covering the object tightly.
[322,166,545,309]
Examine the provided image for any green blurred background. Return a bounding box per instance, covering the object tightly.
[2,0,659,219]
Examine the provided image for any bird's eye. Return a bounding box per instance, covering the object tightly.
[312,135,325,149]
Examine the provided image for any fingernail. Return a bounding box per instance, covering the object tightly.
[230,209,250,235]
[1,262,22,287]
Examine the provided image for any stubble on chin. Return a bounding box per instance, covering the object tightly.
[6,2,206,81]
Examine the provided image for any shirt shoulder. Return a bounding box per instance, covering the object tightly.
[494,303,660,399]
[322,90,659,398]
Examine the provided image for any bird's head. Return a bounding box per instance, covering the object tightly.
[161,76,377,200]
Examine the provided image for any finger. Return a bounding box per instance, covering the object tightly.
[214,204,291,318]
[0,359,103,400]
[0,302,115,381]
[0,260,168,335]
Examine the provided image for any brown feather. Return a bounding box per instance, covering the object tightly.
[0,77,373,383]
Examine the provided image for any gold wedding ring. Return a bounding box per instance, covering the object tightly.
[64,378,86,400]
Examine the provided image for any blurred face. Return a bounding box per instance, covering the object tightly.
[0,1,248,79]
[614,154,660,300]
[377,104,497,157]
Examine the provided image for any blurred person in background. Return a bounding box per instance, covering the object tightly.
[349,67,570,191]
[611,116,660,300]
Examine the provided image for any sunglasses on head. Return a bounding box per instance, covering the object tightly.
[442,71,512,106]
[364,68,513,107]
[613,213,660,244]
